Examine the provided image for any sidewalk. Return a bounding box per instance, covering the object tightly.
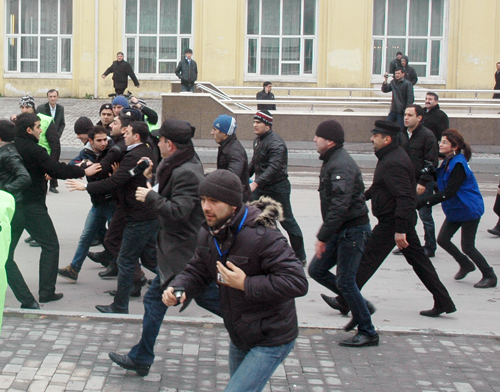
[0,310,498,392]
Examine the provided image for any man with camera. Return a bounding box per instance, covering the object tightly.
[382,68,414,128]
[397,104,439,258]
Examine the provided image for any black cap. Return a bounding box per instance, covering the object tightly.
[120,108,143,121]
[371,120,401,137]
[315,120,344,144]
[198,170,243,208]
[152,119,195,144]
[99,103,112,114]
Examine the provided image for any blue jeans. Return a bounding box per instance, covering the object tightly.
[308,223,376,336]
[417,181,437,252]
[113,219,158,312]
[225,340,295,392]
[71,203,116,272]
[386,111,404,129]
[128,274,221,365]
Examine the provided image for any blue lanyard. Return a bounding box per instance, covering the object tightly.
[213,207,248,259]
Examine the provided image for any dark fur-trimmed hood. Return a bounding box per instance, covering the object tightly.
[247,196,283,228]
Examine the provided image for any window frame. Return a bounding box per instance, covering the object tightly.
[123,0,195,80]
[244,0,318,83]
[371,0,448,85]
[4,0,73,78]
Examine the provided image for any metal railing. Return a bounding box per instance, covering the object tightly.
[195,84,252,111]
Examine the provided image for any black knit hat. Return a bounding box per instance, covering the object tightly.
[315,120,345,144]
[99,103,112,114]
[199,170,243,207]
[74,117,94,135]
[254,110,273,127]
[371,120,401,137]
[152,119,195,144]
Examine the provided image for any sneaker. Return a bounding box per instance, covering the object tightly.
[58,265,78,283]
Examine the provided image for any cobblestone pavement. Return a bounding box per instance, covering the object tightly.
[0,312,499,392]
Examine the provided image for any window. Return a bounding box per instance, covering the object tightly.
[5,0,72,74]
[372,0,446,81]
[246,0,316,79]
[125,0,193,75]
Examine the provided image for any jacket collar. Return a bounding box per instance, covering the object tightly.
[426,104,441,114]
[405,123,423,137]
[319,143,343,161]
[258,129,273,141]
[219,133,236,149]
[375,139,399,160]
[15,131,38,143]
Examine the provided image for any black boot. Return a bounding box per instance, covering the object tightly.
[474,270,498,288]
[487,219,500,236]
[88,250,112,267]
[99,263,118,278]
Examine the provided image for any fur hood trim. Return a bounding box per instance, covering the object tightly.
[247,196,284,228]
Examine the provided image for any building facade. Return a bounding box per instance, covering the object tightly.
[0,0,499,98]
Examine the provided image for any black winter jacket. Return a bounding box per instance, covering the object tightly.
[37,102,66,136]
[401,56,418,85]
[0,142,31,202]
[365,141,416,233]
[381,77,414,114]
[175,58,198,86]
[422,104,449,142]
[15,132,85,204]
[256,90,276,111]
[399,124,438,186]
[217,134,251,202]
[170,199,308,351]
[317,145,369,242]
[249,130,288,189]
[103,60,139,90]
[86,143,156,222]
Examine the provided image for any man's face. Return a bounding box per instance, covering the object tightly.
[100,109,114,125]
[112,105,124,116]
[47,91,58,106]
[394,70,404,80]
[400,58,407,67]
[117,53,124,61]
[496,63,500,71]
[123,127,137,146]
[185,52,192,60]
[371,133,390,152]
[20,105,34,114]
[265,84,272,94]
[76,134,89,144]
[253,120,270,136]
[90,133,108,153]
[313,135,333,156]
[425,95,438,110]
[158,136,173,159]
[28,121,42,140]
[397,54,403,60]
[404,107,422,129]
[110,116,125,137]
[201,196,237,228]
[211,127,227,144]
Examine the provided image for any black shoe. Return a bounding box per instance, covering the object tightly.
[95,304,128,314]
[454,264,476,280]
[339,333,379,347]
[90,239,102,247]
[108,288,142,298]
[88,251,111,267]
[109,276,147,297]
[39,293,64,303]
[108,352,150,376]
[98,263,118,278]
[474,274,497,288]
[321,294,349,315]
[29,241,41,247]
[420,304,457,317]
[392,248,403,255]
[423,249,435,258]
[487,227,500,236]
[24,236,34,243]
[21,300,40,309]
[49,186,59,194]
[343,301,376,332]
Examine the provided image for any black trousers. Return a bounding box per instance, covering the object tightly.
[353,218,454,310]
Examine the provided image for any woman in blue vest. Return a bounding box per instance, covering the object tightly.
[418,129,497,289]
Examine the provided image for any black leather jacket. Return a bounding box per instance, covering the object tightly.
[0,142,31,202]
[249,130,288,189]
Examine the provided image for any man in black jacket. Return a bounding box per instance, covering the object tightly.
[96,104,114,134]
[67,122,157,314]
[343,120,456,319]
[211,114,251,202]
[399,105,439,258]
[308,120,378,347]
[164,170,308,391]
[422,92,449,142]
[36,89,65,136]
[13,113,99,303]
[382,68,414,128]
[175,48,197,92]
[249,110,307,264]
[401,56,418,85]
[389,51,403,75]
[0,120,38,309]
[256,81,276,111]
[102,52,140,95]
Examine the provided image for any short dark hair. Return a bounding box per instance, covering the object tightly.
[406,104,424,118]
[396,51,403,56]
[426,92,439,101]
[47,89,58,96]
[263,81,272,87]
[117,51,124,56]
[15,113,39,134]
[184,48,193,54]
[0,120,16,142]
[119,114,136,128]
[130,122,150,143]
[88,126,108,141]
[394,67,404,74]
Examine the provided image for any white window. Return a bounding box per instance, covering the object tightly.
[125,0,193,75]
[372,0,447,82]
[5,0,72,74]
[245,0,316,80]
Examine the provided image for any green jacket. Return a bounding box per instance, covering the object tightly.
[37,113,55,155]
